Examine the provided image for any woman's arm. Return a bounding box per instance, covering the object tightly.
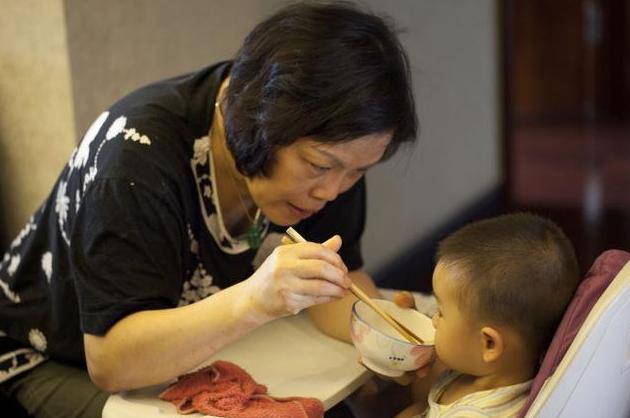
[84,280,261,392]
[84,237,350,392]
[308,269,381,343]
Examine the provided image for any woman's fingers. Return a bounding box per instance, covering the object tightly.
[285,274,350,298]
[321,234,342,252]
[280,235,294,246]
[289,259,351,288]
[280,240,347,273]
[284,293,341,314]
[246,235,353,318]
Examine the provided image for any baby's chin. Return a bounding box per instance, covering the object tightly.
[433,350,464,374]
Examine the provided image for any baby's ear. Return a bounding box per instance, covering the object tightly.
[480,326,504,364]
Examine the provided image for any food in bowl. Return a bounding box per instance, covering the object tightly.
[350,298,435,377]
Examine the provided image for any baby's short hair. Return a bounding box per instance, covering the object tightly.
[436,213,580,357]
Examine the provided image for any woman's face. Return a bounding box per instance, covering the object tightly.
[247,133,391,226]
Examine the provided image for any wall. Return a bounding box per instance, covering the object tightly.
[0,0,76,241]
[362,0,500,273]
[64,0,280,136]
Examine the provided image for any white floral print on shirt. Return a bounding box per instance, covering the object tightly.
[0,216,36,303]
[58,113,154,246]
[0,348,46,382]
[178,263,220,306]
[28,329,47,352]
[7,255,20,276]
[81,116,152,195]
[179,224,220,306]
[0,281,20,303]
[70,111,110,171]
[41,252,53,283]
[55,180,71,245]
[8,216,36,251]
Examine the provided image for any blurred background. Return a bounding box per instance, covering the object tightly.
[507,0,630,275]
[0,0,628,293]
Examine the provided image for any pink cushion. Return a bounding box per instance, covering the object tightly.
[518,249,630,417]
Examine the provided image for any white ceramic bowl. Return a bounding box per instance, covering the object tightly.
[350,298,435,377]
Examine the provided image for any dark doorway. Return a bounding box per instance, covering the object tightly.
[504,0,630,273]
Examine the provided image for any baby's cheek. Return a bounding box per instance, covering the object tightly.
[432,314,438,329]
[432,333,442,357]
[433,340,449,367]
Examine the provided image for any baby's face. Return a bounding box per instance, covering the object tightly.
[431,262,484,374]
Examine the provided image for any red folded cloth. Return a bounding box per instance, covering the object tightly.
[159,360,324,418]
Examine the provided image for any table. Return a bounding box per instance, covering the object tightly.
[102,290,434,418]
[102,311,371,418]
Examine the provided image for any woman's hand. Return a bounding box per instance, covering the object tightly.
[244,235,352,319]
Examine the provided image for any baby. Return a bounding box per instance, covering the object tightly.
[396,212,580,418]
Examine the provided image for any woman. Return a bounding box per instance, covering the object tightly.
[0,2,417,417]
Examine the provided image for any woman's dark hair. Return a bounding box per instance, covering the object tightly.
[223,1,417,176]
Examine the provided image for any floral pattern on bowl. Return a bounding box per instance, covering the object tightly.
[350,298,435,377]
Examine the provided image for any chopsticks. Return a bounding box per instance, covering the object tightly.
[283,227,424,345]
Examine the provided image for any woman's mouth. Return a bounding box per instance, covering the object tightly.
[287,202,316,219]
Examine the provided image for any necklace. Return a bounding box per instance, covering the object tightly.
[225,158,263,249]
[214,101,264,249]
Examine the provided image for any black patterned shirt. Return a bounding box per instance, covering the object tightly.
[0,62,365,382]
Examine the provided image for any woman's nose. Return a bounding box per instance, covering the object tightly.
[311,174,344,202]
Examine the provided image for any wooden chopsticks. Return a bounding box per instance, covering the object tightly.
[283,227,424,345]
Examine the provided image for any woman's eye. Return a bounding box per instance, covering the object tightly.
[309,162,331,173]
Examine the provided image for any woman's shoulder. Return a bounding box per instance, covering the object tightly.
[69,109,190,198]
[109,61,230,138]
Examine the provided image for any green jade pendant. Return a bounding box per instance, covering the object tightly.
[246,223,263,249]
